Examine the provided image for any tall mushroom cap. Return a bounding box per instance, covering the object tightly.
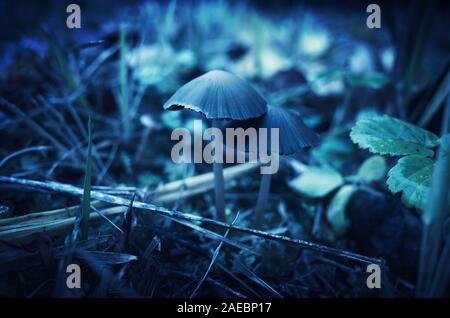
[225,105,320,155]
[163,70,268,120]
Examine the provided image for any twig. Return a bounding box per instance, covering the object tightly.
[0,175,385,265]
[0,146,51,169]
[151,162,259,196]
[0,203,98,227]
[2,163,259,227]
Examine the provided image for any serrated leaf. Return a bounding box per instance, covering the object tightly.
[356,155,387,182]
[326,185,356,235]
[289,166,344,198]
[387,155,434,210]
[350,115,439,157]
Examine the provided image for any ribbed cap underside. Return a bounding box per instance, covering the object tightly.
[163,70,268,120]
[224,106,320,155]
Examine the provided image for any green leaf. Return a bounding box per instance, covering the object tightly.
[289,166,344,198]
[81,117,93,240]
[356,155,387,182]
[387,155,434,210]
[311,127,355,170]
[350,115,439,157]
[326,185,357,235]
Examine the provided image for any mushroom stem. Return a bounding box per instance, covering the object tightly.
[213,161,225,222]
[212,119,225,222]
[253,172,272,229]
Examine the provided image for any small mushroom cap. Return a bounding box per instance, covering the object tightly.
[225,105,320,155]
[163,70,267,120]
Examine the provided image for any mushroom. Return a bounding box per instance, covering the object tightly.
[163,70,268,221]
[225,105,319,228]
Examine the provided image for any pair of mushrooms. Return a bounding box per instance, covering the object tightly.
[163,70,319,228]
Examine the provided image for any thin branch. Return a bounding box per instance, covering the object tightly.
[0,175,385,265]
[0,146,51,169]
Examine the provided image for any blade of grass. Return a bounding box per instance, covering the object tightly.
[44,30,91,113]
[416,88,450,296]
[403,1,432,89]
[91,205,123,234]
[120,193,135,251]
[418,66,450,128]
[190,212,239,297]
[35,96,80,146]
[119,24,130,140]
[37,96,110,182]
[393,0,432,119]
[428,233,450,297]
[234,258,283,298]
[416,134,450,296]
[81,117,93,240]
[0,97,67,153]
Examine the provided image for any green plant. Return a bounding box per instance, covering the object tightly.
[351,114,450,297]
[350,114,440,210]
[289,154,387,235]
[310,126,357,170]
